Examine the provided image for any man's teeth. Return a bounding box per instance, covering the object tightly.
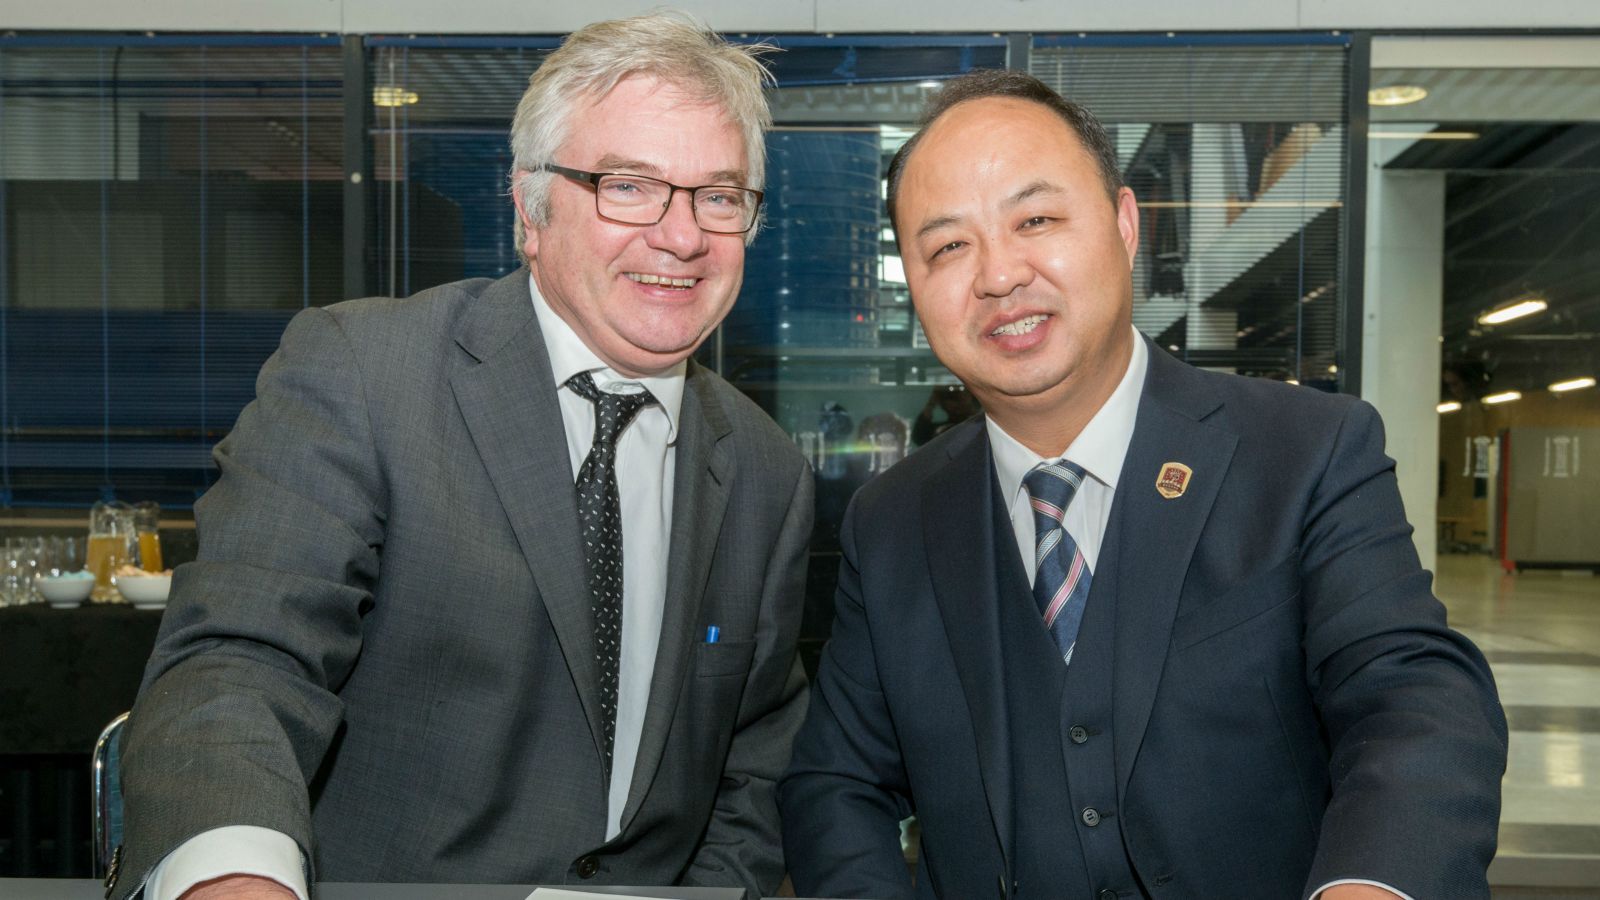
[991,314,1049,337]
[627,273,698,288]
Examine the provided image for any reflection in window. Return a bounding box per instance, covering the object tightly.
[0,39,344,505]
[1032,37,1349,388]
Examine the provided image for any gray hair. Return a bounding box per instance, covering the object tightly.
[509,12,776,257]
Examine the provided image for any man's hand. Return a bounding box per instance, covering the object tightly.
[1321,884,1404,900]
[180,875,298,900]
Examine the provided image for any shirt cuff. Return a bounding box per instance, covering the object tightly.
[146,825,308,900]
[1312,879,1415,900]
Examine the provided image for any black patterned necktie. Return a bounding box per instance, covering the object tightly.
[566,370,657,776]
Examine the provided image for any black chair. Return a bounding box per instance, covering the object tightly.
[91,711,129,880]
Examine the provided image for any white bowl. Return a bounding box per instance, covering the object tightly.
[115,573,172,608]
[37,574,95,607]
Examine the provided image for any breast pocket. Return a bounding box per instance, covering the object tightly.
[1172,552,1301,651]
[696,638,757,678]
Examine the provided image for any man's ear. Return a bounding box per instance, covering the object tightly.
[513,175,541,260]
[1115,186,1140,269]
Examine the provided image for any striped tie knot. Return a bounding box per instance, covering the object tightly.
[1025,460,1086,523]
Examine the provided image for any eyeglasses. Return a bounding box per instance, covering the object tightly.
[539,163,763,235]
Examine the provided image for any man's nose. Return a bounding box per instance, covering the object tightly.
[972,235,1034,299]
[647,187,710,258]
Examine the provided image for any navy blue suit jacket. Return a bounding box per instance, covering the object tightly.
[779,343,1508,899]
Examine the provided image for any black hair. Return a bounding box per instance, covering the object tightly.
[886,69,1124,236]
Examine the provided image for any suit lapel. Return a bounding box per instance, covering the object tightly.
[620,363,733,829]
[923,419,1015,870]
[1109,344,1237,799]
[449,271,608,764]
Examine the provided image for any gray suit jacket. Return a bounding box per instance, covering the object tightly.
[115,270,813,898]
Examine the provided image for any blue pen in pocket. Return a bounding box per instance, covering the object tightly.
[705,625,720,644]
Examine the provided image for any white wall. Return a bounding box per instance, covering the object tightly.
[1361,165,1446,580]
[1,0,1596,33]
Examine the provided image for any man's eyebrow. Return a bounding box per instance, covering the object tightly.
[593,156,748,187]
[1005,180,1064,207]
[594,155,662,176]
[705,169,750,187]
[915,214,962,241]
[913,181,1066,240]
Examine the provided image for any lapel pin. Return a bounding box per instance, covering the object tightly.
[1156,462,1193,499]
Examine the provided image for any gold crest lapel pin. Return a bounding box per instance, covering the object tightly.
[1156,462,1192,499]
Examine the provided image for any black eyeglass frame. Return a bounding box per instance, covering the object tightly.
[538,163,765,235]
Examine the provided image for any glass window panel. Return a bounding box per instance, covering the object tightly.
[367,43,555,294]
[1032,40,1350,387]
[0,39,343,507]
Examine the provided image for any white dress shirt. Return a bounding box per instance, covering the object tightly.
[986,328,1405,900]
[146,276,683,900]
[532,274,684,840]
[987,328,1148,581]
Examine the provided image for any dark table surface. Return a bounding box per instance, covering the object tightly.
[0,882,764,899]
[0,604,163,755]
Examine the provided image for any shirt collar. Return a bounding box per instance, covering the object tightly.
[987,326,1148,504]
[529,274,686,443]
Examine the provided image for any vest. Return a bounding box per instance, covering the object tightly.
[993,495,1146,899]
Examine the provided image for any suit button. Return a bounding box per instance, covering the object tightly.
[575,855,600,879]
[1069,725,1089,744]
[1081,807,1101,827]
[1098,891,1118,900]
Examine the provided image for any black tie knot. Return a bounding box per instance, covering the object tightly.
[567,371,657,447]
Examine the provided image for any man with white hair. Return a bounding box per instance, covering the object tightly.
[114,13,810,900]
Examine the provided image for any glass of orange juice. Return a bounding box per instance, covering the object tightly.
[88,500,137,602]
[134,501,163,572]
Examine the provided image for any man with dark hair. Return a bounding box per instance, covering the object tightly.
[779,70,1506,900]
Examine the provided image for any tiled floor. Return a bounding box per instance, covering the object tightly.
[1437,553,1600,894]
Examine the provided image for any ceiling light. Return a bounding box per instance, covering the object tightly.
[1483,391,1522,405]
[1370,130,1479,140]
[1368,85,1427,107]
[919,80,943,90]
[1550,377,1596,393]
[1477,297,1548,326]
[373,86,419,107]
[1436,401,1462,414]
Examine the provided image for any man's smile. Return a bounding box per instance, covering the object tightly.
[625,272,700,289]
[990,313,1051,337]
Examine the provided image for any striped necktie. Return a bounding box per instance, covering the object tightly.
[1023,460,1092,666]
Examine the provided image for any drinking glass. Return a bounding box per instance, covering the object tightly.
[89,501,138,602]
[52,535,86,575]
[20,536,46,604]
[134,501,163,572]
[0,544,25,608]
